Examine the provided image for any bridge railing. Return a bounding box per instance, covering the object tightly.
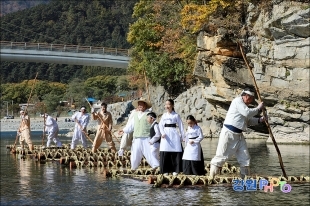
[0,41,129,56]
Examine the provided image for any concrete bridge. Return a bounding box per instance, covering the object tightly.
[0,41,130,68]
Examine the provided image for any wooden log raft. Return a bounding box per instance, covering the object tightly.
[129,174,310,188]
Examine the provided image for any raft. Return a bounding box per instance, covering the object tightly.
[6,144,310,188]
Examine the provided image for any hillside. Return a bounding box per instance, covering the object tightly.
[0,0,50,16]
[0,0,138,83]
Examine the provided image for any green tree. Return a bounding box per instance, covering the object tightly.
[127,0,196,95]
[64,78,87,108]
[42,93,61,113]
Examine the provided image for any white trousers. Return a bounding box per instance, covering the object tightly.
[210,126,250,167]
[46,129,62,147]
[150,142,160,165]
[130,137,159,170]
[120,132,133,150]
[71,128,87,149]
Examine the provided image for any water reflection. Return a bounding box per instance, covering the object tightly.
[1,132,309,205]
[18,158,32,197]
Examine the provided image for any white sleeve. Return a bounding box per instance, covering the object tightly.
[176,114,185,139]
[71,112,77,121]
[149,124,161,144]
[184,131,189,145]
[235,99,259,118]
[247,117,259,126]
[123,116,134,133]
[193,127,204,144]
[159,113,165,136]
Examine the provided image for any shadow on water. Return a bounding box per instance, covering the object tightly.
[0,132,309,205]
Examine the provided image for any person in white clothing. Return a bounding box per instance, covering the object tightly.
[70,106,90,149]
[159,99,185,176]
[118,97,158,170]
[146,112,160,168]
[209,88,266,179]
[182,115,205,175]
[42,113,62,147]
[118,108,137,156]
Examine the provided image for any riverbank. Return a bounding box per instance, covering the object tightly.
[0,117,99,132]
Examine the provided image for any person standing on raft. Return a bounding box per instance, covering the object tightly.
[159,99,185,176]
[18,109,34,152]
[91,103,116,153]
[42,113,62,147]
[118,97,158,170]
[182,115,205,175]
[146,112,161,168]
[70,106,90,149]
[209,88,266,179]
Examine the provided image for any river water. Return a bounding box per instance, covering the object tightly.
[0,131,309,206]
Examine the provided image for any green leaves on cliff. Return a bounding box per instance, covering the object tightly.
[128,0,196,93]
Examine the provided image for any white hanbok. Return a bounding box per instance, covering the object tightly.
[71,112,90,149]
[123,109,158,169]
[182,125,203,161]
[158,111,185,152]
[44,116,62,147]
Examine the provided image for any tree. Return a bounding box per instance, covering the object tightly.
[64,78,87,108]
[127,0,196,94]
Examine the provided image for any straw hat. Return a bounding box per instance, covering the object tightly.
[132,97,152,109]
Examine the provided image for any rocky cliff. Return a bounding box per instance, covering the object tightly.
[147,1,309,144]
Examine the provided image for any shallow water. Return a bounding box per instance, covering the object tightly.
[1,131,309,206]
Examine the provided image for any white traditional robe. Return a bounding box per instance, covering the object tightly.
[182,124,204,161]
[211,96,260,167]
[123,109,158,169]
[71,112,90,149]
[158,111,185,152]
[44,116,62,147]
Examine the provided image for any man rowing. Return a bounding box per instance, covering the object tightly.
[209,87,266,179]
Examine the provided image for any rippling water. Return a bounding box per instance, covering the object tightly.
[1,131,309,206]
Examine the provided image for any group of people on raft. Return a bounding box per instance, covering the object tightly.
[17,87,266,178]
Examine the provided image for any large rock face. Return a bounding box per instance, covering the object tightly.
[193,1,309,144]
[146,1,309,144]
[110,1,309,144]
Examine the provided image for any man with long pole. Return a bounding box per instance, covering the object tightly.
[70,106,90,149]
[91,103,116,153]
[209,88,265,179]
[238,42,288,179]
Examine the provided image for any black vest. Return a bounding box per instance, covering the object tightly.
[150,122,160,143]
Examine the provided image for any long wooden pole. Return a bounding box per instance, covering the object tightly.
[24,72,39,113]
[238,42,288,179]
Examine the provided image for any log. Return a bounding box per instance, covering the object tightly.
[69,161,77,169]
[148,176,157,184]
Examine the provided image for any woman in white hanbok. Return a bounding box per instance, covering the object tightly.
[182,115,205,175]
[159,99,185,176]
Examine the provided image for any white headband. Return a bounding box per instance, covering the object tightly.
[241,90,255,96]
[80,107,86,110]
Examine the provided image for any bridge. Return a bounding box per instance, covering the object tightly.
[0,41,130,68]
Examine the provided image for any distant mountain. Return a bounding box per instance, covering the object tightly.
[0,0,50,16]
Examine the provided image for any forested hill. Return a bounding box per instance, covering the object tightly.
[0,0,50,16]
[0,0,138,83]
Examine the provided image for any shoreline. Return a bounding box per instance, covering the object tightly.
[1,117,309,145]
[0,117,99,132]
